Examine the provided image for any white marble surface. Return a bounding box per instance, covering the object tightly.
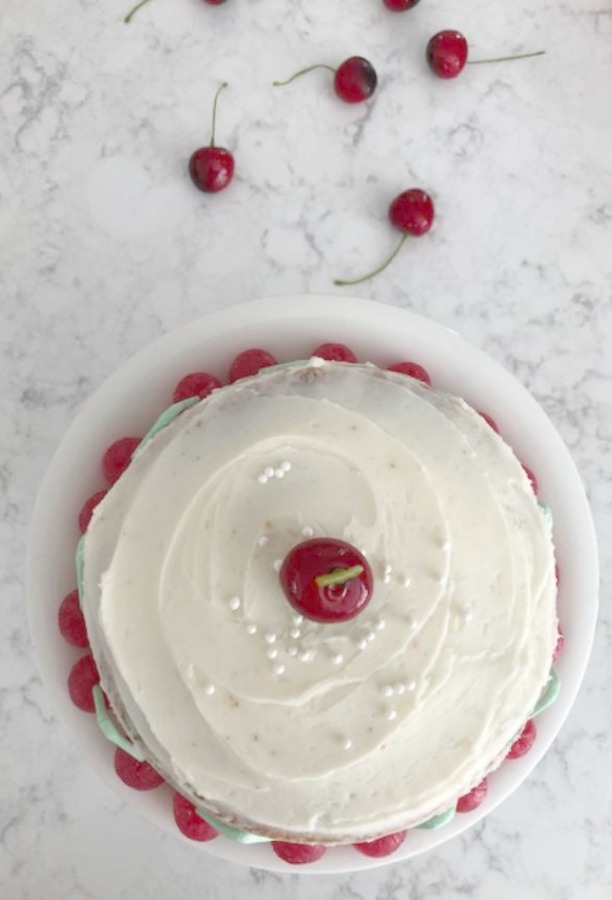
[1,0,611,897]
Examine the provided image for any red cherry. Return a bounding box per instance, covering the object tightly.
[58,590,89,648]
[173,793,219,841]
[78,489,107,533]
[335,189,434,287]
[523,464,538,494]
[506,719,537,760]
[274,57,377,104]
[271,841,327,865]
[383,0,421,9]
[427,31,469,79]
[334,57,378,103]
[312,343,357,363]
[203,0,227,4]
[68,654,100,712]
[102,437,140,484]
[229,348,277,382]
[189,83,234,193]
[389,190,435,236]
[280,539,373,623]
[114,748,164,791]
[478,411,499,433]
[427,30,545,79]
[553,627,564,661]
[172,372,222,403]
[354,830,408,857]
[456,778,488,813]
[388,361,431,385]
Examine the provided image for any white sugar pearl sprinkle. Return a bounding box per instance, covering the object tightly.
[403,577,411,588]
[357,638,368,651]
[205,684,216,696]
[273,663,286,676]
[274,468,285,479]
[246,624,257,635]
[273,559,283,572]
[395,683,405,695]
[382,685,394,699]
[299,649,313,662]
[462,610,473,623]
[292,613,304,625]
[266,648,278,660]
[264,466,275,478]
[375,618,386,631]
[289,627,301,639]
[228,596,241,611]
[366,631,376,642]
[264,632,277,645]
[257,474,268,485]
[407,680,417,692]
[343,738,353,750]
[383,574,391,584]
[301,526,314,538]
[332,653,344,665]
[387,709,398,721]
[287,645,298,657]
[281,460,292,472]
[258,535,269,547]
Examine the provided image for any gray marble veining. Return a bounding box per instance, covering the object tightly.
[1,0,612,897]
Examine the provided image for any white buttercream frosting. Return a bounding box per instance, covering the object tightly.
[81,362,557,841]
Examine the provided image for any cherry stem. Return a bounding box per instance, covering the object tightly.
[468,50,545,66]
[273,64,336,88]
[209,82,228,147]
[334,233,409,287]
[315,566,364,588]
[124,0,152,24]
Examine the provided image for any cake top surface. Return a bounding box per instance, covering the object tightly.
[82,360,557,841]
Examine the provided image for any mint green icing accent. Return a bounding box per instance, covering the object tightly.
[417,806,457,830]
[532,667,560,717]
[93,684,147,761]
[538,501,553,533]
[76,535,85,603]
[133,396,200,457]
[194,807,272,844]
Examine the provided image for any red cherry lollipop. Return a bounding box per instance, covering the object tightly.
[427,30,545,80]
[335,189,434,286]
[280,539,373,623]
[189,83,235,193]
[274,56,378,104]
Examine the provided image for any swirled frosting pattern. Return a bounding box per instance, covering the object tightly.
[82,362,557,841]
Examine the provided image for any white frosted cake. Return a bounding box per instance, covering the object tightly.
[80,360,557,843]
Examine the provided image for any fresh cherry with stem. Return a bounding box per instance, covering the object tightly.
[189,83,235,193]
[274,57,378,104]
[125,0,227,22]
[280,539,373,623]
[335,189,434,287]
[427,30,545,79]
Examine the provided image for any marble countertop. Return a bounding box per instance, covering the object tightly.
[1,0,611,897]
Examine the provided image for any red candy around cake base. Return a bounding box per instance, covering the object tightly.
[388,361,431,385]
[271,841,327,864]
[114,748,164,791]
[102,437,141,484]
[457,778,488,813]
[353,830,408,857]
[506,719,537,759]
[229,349,277,383]
[172,372,222,403]
[67,654,100,712]
[78,490,107,533]
[312,342,357,363]
[58,590,89,648]
[173,793,219,841]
